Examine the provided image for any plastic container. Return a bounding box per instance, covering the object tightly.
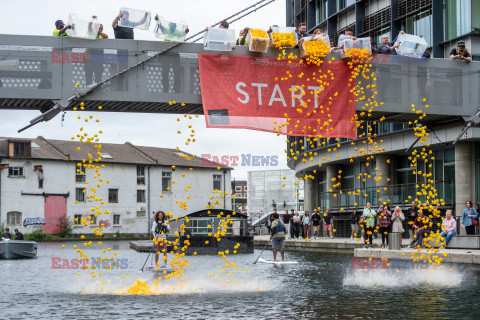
[300,35,331,58]
[354,37,372,53]
[394,33,428,58]
[66,14,100,39]
[154,16,188,42]
[339,38,354,52]
[117,7,151,30]
[270,26,298,48]
[203,28,236,51]
[246,29,269,53]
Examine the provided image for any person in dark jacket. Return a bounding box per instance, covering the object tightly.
[283,210,292,239]
[2,227,12,239]
[350,209,361,239]
[14,228,24,240]
[378,31,405,55]
[407,201,418,241]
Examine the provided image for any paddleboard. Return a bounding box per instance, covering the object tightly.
[145,264,174,272]
[258,257,298,264]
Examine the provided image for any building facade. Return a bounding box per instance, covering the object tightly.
[0,137,232,235]
[287,0,480,59]
[247,169,304,215]
[286,0,480,236]
[231,180,247,213]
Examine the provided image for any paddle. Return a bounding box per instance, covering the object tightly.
[253,239,270,264]
[140,246,154,272]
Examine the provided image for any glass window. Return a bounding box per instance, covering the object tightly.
[162,172,172,191]
[316,0,328,24]
[235,186,242,191]
[74,214,82,225]
[404,10,432,47]
[113,214,121,226]
[108,189,119,203]
[137,166,145,185]
[76,167,85,183]
[13,142,30,157]
[445,0,472,40]
[137,190,146,203]
[89,214,97,225]
[75,188,85,202]
[372,26,391,46]
[8,166,24,177]
[7,211,22,225]
[213,174,222,190]
[189,219,213,234]
[444,147,455,164]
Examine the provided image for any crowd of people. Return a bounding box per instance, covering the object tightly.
[266,200,478,254]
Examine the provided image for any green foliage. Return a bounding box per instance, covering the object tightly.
[25,227,46,241]
[57,217,73,238]
[0,223,5,235]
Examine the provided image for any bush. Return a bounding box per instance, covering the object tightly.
[25,227,46,241]
[57,217,73,238]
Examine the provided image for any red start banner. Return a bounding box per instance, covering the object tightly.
[198,54,357,138]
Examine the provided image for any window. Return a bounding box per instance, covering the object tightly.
[235,186,242,192]
[316,0,328,24]
[7,211,22,225]
[337,0,354,11]
[8,166,24,177]
[38,170,44,189]
[137,166,145,185]
[75,168,85,183]
[213,174,222,190]
[74,214,82,226]
[109,189,119,203]
[162,172,172,191]
[75,188,85,202]
[189,219,213,234]
[244,186,247,191]
[89,214,97,225]
[113,214,121,226]
[13,142,30,157]
[445,0,472,40]
[404,9,432,47]
[137,190,146,203]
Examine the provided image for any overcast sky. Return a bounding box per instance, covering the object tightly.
[0,0,288,180]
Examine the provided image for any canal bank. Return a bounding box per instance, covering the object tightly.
[254,236,480,265]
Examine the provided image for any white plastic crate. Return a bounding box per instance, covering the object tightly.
[246,29,269,53]
[394,33,428,58]
[270,26,298,47]
[154,16,188,42]
[339,38,355,52]
[354,37,372,53]
[117,7,151,30]
[203,28,236,51]
[66,14,100,39]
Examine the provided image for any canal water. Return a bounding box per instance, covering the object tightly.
[1,241,478,319]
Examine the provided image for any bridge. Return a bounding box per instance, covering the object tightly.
[0,34,479,128]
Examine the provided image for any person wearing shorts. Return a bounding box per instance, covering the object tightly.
[323,209,334,239]
[270,213,286,261]
[311,209,321,239]
[151,210,170,266]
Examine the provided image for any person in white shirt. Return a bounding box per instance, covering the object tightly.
[337,27,356,48]
[151,210,170,266]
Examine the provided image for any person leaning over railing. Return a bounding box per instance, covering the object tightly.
[450,40,472,62]
[53,19,71,36]
[461,200,478,235]
[439,210,457,245]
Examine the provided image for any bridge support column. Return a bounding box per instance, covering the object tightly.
[304,172,318,212]
[376,154,390,188]
[455,142,475,234]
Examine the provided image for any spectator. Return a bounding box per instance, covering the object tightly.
[272,200,277,209]
[377,204,392,248]
[391,206,405,246]
[53,20,71,37]
[370,36,378,53]
[407,201,418,241]
[266,214,272,234]
[378,31,405,55]
[302,211,311,239]
[323,209,334,239]
[362,203,376,248]
[283,209,292,239]
[292,211,301,239]
[269,213,286,261]
[410,210,431,248]
[14,228,24,240]
[1,227,12,239]
[297,23,310,39]
[311,209,321,239]
[337,27,356,47]
[461,200,478,235]
[450,40,472,62]
[350,209,360,239]
[237,27,250,46]
[440,210,457,245]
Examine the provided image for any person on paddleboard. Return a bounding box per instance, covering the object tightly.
[269,213,286,261]
[151,211,170,267]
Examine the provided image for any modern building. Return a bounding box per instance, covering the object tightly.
[0,137,231,235]
[286,0,480,236]
[247,169,304,215]
[231,180,247,213]
[287,0,480,59]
